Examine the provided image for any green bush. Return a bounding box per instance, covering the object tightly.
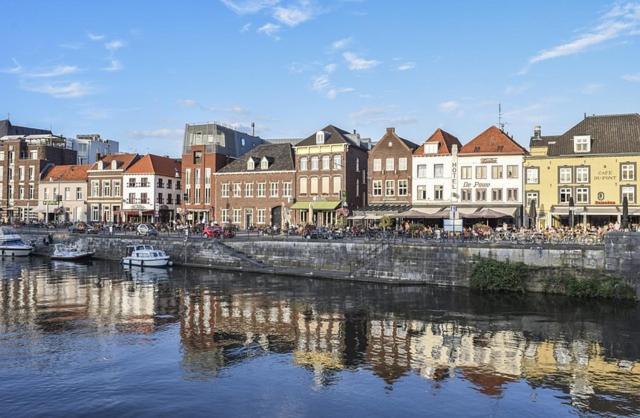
[470,259,528,293]
[563,276,636,300]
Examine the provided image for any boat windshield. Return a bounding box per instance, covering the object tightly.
[3,239,27,246]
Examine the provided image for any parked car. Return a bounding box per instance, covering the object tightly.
[202,225,224,239]
[137,224,158,236]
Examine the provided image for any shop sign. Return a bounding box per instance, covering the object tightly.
[594,169,616,181]
[480,158,497,164]
[462,182,490,188]
[595,200,615,205]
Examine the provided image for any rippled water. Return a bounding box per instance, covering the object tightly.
[0,258,639,417]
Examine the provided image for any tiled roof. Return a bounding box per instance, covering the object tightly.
[415,128,462,155]
[218,143,295,173]
[295,124,369,149]
[531,113,640,156]
[459,126,528,155]
[43,164,91,182]
[89,153,138,171]
[371,128,418,153]
[126,154,181,177]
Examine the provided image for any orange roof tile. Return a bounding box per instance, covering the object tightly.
[415,128,462,155]
[89,153,139,171]
[125,154,181,177]
[459,126,528,155]
[43,164,91,182]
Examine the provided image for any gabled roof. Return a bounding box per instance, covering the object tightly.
[295,124,368,149]
[126,154,181,177]
[531,113,640,156]
[415,128,462,155]
[89,153,139,171]
[43,164,91,182]
[218,143,295,173]
[459,126,528,155]
[371,128,418,154]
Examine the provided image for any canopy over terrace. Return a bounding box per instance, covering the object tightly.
[350,204,411,222]
[550,205,640,226]
[290,200,341,226]
[396,207,449,219]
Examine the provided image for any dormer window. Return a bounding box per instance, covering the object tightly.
[260,157,269,170]
[247,158,255,171]
[574,135,591,153]
[111,160,118,170]
[97,161,104,170]
[424,143,438,154]
[316,131,326,145]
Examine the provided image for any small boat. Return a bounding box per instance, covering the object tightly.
[50,243,95,261]
[122,245,172,268]
[0,226,33,257]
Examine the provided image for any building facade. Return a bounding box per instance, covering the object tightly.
[214,143,295,229]
[37,165,90,223]
[68,134,119,165]
[524,113,640,228]
[86,153,139,223]
[0,134,77,222]
[122,154,182,224]
[291,125,369,226]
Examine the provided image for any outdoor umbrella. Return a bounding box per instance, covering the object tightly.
[529,199,537,229]
[622,196,629,230]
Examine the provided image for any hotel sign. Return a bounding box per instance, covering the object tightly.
[480,158,497,164]
[463,182,490,188]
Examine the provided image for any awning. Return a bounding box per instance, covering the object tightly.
[457,207,481,218]
[397,207,447,219]
[470,207,512,219]
[365,214,383,220]
[347,215,365,220]
[290,201,341,210]
[551,206,621,216]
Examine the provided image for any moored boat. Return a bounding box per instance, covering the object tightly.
[0,226,33,257]
[50,243,95,261]
[122,245,172,268]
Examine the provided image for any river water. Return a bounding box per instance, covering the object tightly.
[0,258,638,417]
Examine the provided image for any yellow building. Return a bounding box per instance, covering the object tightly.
[524,114,640,228]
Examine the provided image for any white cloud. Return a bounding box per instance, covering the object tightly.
[326,87,354,99]
[581,83,604,95]
[129,128,183,139]
[25,65,79,78]
[257,23,281,39]
[622,73,640,82]
[273,2,315,27]
[397,62,415,71]
[220,0,279,14]
[177,99,248,114]
[1,58,22,74]
[438,100,460,113]
[324,63,337,73]
[240,22,252,32]
[311,72,353,100]
[525,3,640,69]
[22,81,93,99]
[87,32,105,41]
[178,98,199,108]
[342,52,380,70]
[331,37,352,50]
[103,59,123,72]
[105,40,125,51]
[311,74,330,91]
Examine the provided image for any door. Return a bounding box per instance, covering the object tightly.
[271,206,282,229]
[245,209,253,229]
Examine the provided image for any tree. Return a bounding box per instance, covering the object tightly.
[379,215,394,231]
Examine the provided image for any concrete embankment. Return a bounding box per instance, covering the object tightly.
[20,230,640,298]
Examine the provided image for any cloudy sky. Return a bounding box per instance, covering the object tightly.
[1,0,639,155]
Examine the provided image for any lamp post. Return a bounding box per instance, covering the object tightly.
[568,197,575,229]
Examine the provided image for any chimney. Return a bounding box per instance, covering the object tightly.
[353,129,356,134]
[386,127,395,134]
[533,125,541,139]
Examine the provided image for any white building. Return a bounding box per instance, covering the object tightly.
[122,154,181,223]
[37,165,90,223]
[68,134,119,165]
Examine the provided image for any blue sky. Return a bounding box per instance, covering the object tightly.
[1,0,639,155]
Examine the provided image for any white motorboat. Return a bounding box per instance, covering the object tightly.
[0,226,33,257]
[50,243,95,261]
[122,245,172,268]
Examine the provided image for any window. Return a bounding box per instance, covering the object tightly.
[92,205,99,222]
[140,193,148,204]
[417,164,427,178]
[434,185,444,200]
[158,192,165,204]
[194,169,201,186]
[576,167,589,183]
[233,183,241,197]
[221,209,229,224]
[491,165,503,179]
[221,183,230,198]
[373,158,382,172]
[168,179,173,189]
[0,151,4,161]
[526,192,538,208]
[167,194,173,204]
[475,188,487,201]
[356,158,360,172]
[333,155,342,170]
[321,177,330,194]
[574,135,591,153]
[507,188,518,202]
[257,209,266,224]
[270,182,278,197]
[176,194,181,205]
[185,169,191,185]
[205,168,211,185]
[434,164,444,178]
[322,155,330,170]
[372,180,382,196]
[257,182,266,197]
[299,177,307,194]
[475,166,487,179]
[461,188,472,201]
[576,187,589,204]
[113,180,120,196]
[193,151,202,164]
[245,183,253,197]
[91,180,99,197]
[385,180,395,196]
[283,182,292,197]
[622,163,636,181]
[129,178,136,187]
[507,165,519,179]
[233,209,241,224]
[398,180,408,196]
[128,192,135,204]
[76,187,83,200]
[622,186,636,204]
[398,158,408,171]
[260,158,269,170]
[158,178,164,188]
[332,177,341,194]
[28,185,34,199]
[491,188,503,201]
[559,167,572,184]
[461,166,472,180]
[102,180,111,197]
[526,167,539,184]
[311,156,319,171]
[18,167,24,181]
[316,131,325,144]
[559,187,572,203]
[310,177,318,194]
[386,158,394,171]
[247,159,255,171]
[204,188,211,204]
[28,166,35,181]
[300,157,308,171]
[29,150,38,160]
[64,187,70,201]
[417,185,427,200]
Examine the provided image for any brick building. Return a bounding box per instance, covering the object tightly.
[291,125,369,226]
[214,143,295,229]
[86,153,139,223]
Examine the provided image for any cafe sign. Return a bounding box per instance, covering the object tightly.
[594,169,616,181]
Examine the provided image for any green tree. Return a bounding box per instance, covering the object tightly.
[379,215,394,231]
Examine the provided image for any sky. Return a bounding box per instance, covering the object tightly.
[1,0,639,156]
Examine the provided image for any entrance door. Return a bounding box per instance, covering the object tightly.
[271,206,282,228]
[245,209,253,229]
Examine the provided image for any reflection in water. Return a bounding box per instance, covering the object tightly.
[0,259,639,417]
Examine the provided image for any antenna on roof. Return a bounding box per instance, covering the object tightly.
[498,103,505,131]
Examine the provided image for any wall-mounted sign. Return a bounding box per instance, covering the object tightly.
[597,192,605,200]
[462,182,490,188]
[480,158,498,164]
[594,169,616,181]
[595,200,615,205]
